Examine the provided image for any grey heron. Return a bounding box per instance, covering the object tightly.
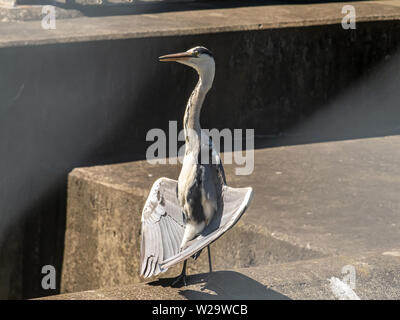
[140,46,253,286]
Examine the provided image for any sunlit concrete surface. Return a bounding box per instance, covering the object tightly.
[61,135,400,297]
[43,250,400,300]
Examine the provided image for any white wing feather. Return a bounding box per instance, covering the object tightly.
[140,178,184,277]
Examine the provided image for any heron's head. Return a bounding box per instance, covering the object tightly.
[159,46,215,87]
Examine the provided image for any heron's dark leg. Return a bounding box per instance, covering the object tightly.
[171,260,187,287]
[207,245,213,273]
[192,249,202,260]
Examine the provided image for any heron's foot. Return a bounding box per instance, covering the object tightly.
[171,273,188,288]
[191,249,202,260]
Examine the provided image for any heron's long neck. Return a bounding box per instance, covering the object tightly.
[183,77,209,147]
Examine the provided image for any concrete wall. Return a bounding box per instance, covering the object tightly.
[1,20,400,299]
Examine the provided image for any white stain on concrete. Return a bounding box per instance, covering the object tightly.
[382,251,400,257]
[328,277,360,300]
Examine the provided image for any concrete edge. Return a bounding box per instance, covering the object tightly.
[1,1,400,48]
[68,164,330,258]
[37,249,400,300]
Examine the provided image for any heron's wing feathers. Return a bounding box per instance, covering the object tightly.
[141,177,253,278]
[210,143,226,186]
[201,130,226,185]
[161,184,253,270]
[140,177,184,278]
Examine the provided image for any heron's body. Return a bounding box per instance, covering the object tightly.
[178,130,225,249]
[140,46,252,285]
[178,90,225,249]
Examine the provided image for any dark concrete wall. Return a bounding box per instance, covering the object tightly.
[0,20,400,299]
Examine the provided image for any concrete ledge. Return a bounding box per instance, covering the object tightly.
[48,250,400,299]
[0,5,82,22]
[62,136,400,295]
[1,1,400,47]
[62,159,323,294]
[0,0,15,8]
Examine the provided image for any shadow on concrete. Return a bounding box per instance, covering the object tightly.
[149,270,291,300]
[255,47,400,149]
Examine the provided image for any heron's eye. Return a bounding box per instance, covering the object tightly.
[193,50,200,57]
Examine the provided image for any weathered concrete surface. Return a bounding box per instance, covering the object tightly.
[48,250,400,299]
[241,136,400,256]
[0,0,197,22]
[1,1,400,47]
[0,0,15,7]
[1,2,400,299]
[0,5,82,22]
[381,0,400,7]
[62,135,400,295]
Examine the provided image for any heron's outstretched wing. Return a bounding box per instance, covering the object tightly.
[140,177,184,278]
[161,184,253,270]
[140,177,253,278]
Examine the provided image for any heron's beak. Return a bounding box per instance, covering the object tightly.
[159,51,194,62]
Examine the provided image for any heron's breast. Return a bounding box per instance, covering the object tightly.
[177,154,197,204]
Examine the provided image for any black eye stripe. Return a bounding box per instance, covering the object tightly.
[193,47,213,57]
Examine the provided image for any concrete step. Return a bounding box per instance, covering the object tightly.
[49,250,400,299]
[2,0,400,299]
[0,1,208,22]
[2,1,400,45]
[62,135,400,295]
[62,159,324,293]
[0,5,82,22]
